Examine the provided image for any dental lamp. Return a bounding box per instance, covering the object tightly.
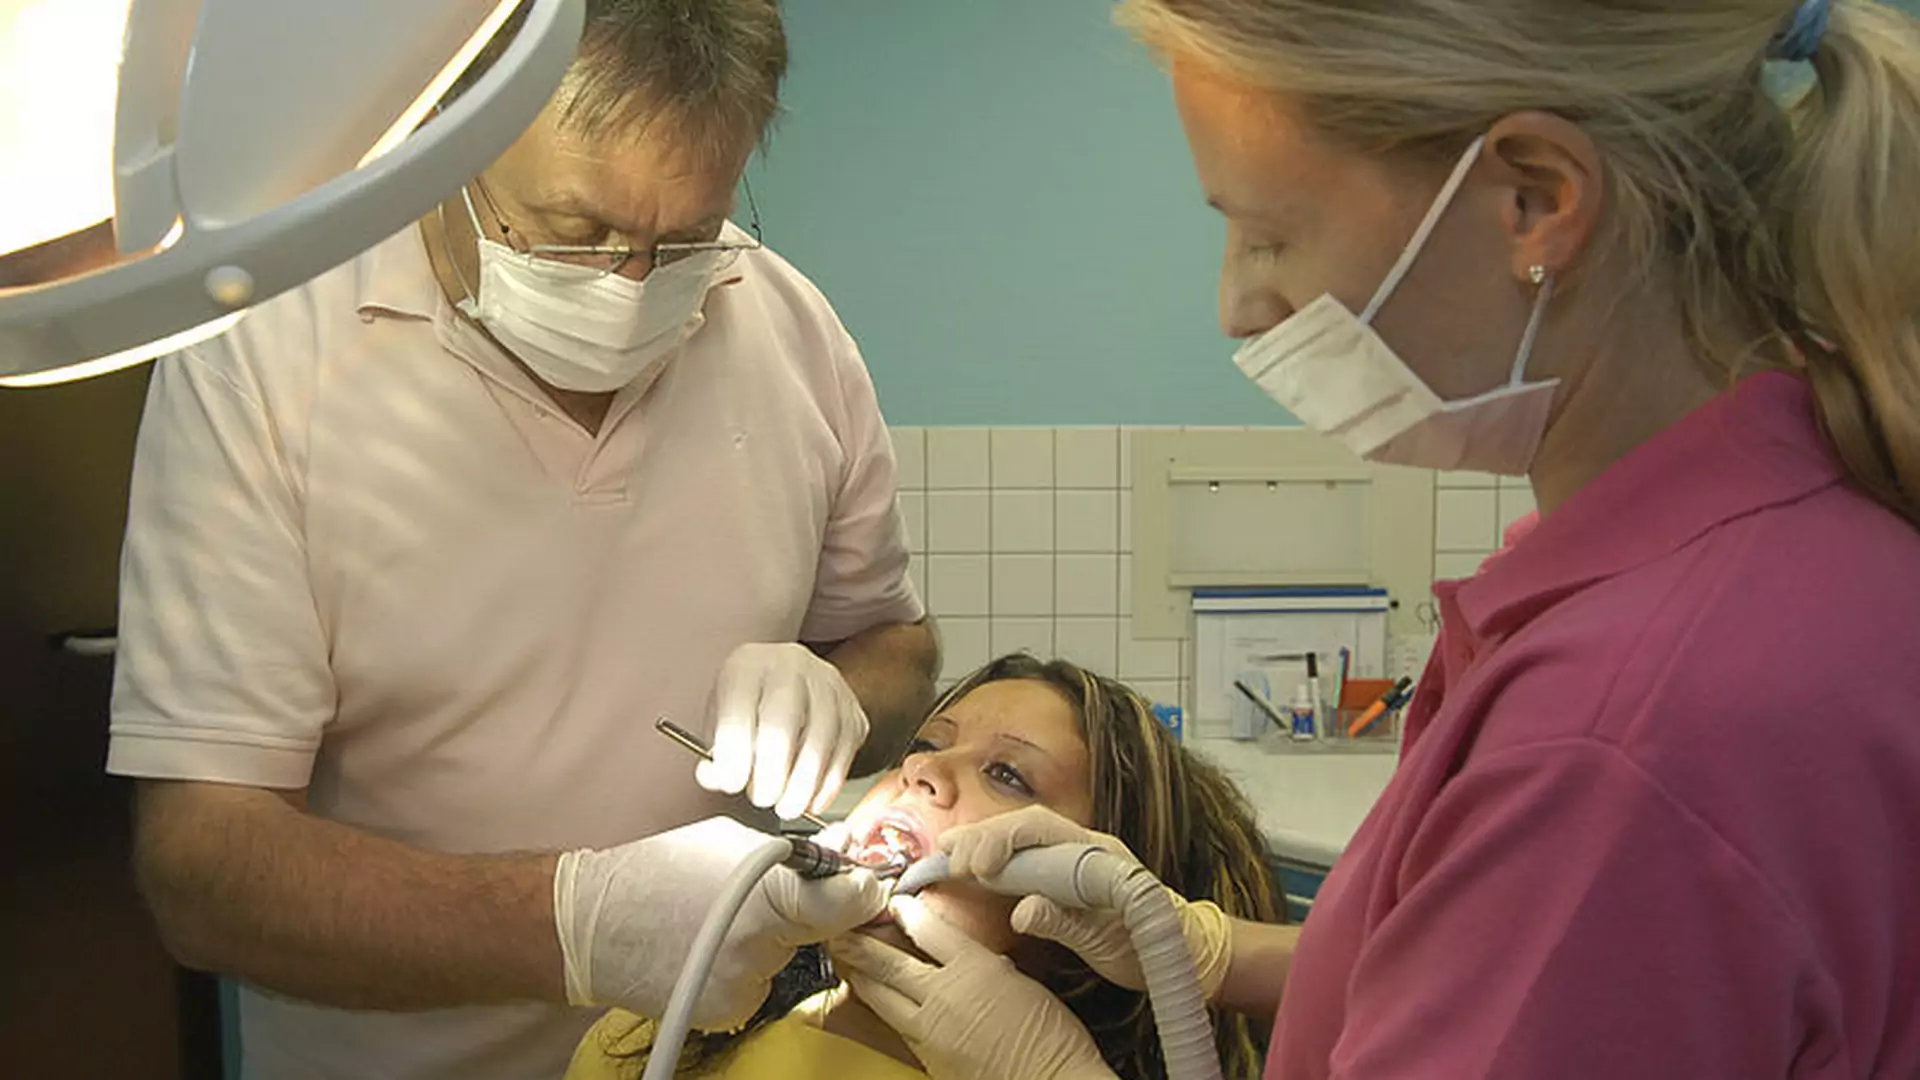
[0,0,584,387]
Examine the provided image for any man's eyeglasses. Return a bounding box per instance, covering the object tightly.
[470,177,764,277]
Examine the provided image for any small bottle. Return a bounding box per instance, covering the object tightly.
[1290,683,1317,742]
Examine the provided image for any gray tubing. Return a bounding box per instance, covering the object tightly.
[887,843,1224,1080]
[641,836,794,1080]
[1015,846,1226,1080]
[891,852,951,896]
[1114,869,1223,1080]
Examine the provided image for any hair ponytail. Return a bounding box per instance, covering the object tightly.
[1778,0,1920,525]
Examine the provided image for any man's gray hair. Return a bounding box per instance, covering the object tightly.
[453,0,788,162]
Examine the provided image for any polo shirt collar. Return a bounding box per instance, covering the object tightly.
[353,225,442,321]
[1454,372,1844,641]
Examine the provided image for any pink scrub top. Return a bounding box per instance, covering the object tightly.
[1269,372,1920,1079]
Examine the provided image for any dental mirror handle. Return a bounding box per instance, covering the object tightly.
[654,716,834,830]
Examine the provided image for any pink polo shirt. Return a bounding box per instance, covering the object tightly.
[107,226,922,1080]
[1270,373,1920,1079]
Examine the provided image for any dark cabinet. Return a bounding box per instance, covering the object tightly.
[1,366,223,1079]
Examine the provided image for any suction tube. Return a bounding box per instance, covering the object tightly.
[897,845,1224,1080]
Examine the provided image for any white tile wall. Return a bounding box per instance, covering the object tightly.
[1119,635,1182,680]
[1434,552,1487,580]
[891,427,926,490]
[1498,481,1537,534]
[927,554,990,616]
[897,491,925,552]
[992,554,1055,617]
[1056,554,1120,616]
[1435,488,1499,551]
[1056,617,1121,674]
[991,428,1055,488]
[927,491,990,553]
[927,428,990,489]
[1055,428,1119,488]
[1436,470,1499,489]
[1056,490,1119,553]
[991,490,1055,553]
[940,617,991,682]
[894,426,1538,710]
[991,617,1054,657]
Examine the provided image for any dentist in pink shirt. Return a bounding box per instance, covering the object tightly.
[839,1,1920,1077]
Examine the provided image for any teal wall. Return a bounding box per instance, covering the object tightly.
[754,0,1920,428]
[749,0,1283,426]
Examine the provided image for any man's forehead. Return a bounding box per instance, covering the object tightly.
[496,111,744,225]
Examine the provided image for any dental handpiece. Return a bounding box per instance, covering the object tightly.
[781,836,860,879]
[654,717,914,882]
[654,716,833,830]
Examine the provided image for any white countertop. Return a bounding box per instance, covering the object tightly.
[826,735,1397,871]
[1186,736,1397,868]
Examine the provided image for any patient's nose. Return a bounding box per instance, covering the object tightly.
[900,749,958,810]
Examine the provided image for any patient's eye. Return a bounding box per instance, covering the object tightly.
[984,760,1034,797]
[904,737,941,757]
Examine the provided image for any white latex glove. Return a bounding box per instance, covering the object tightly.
[697,642,870,821]
[830,896,1119,1080]
[553,816,887,1031]
[940,805,1235,998]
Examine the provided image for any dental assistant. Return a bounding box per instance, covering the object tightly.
[105,3,935,1078]
[844,1,1920,1078]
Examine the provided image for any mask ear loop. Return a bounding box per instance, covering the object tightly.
[437,199,481,309]
[1508,270,1555,385]
[1360,134,1489,324]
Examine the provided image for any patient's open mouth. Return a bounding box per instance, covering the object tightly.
[847,810,934,893]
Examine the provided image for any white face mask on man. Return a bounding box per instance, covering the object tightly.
[455,187,725,394]
[1231,135,1559,476]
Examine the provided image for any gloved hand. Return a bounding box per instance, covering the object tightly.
[553,816,887,1031]
[697,642,870,821]
[830,896,1118,1080]
[939,805,1234,998]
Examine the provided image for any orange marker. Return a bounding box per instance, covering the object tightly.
[1347,677,1413,738]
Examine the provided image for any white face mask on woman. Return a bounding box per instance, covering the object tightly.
[455,187,725,393]
[1231,135,1559,476]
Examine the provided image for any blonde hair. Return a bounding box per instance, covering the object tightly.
[1120,0,1920,525]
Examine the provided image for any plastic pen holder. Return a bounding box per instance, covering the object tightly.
[1326,706,1402,745]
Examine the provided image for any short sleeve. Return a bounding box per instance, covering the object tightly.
[107,344,335,788]
[797,331,923,644]
[1329,741,1815,1079]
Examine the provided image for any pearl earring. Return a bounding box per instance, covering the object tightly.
[1528,265,1548,286]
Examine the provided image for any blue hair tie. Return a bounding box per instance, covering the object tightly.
[1769,0,1830,63]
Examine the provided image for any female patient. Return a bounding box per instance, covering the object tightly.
[565,653,1281,1080]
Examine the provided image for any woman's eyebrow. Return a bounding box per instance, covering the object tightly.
[993,732,1061,765]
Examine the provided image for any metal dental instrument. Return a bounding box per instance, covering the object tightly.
[654,716,915,881]
[655,716,835,830]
